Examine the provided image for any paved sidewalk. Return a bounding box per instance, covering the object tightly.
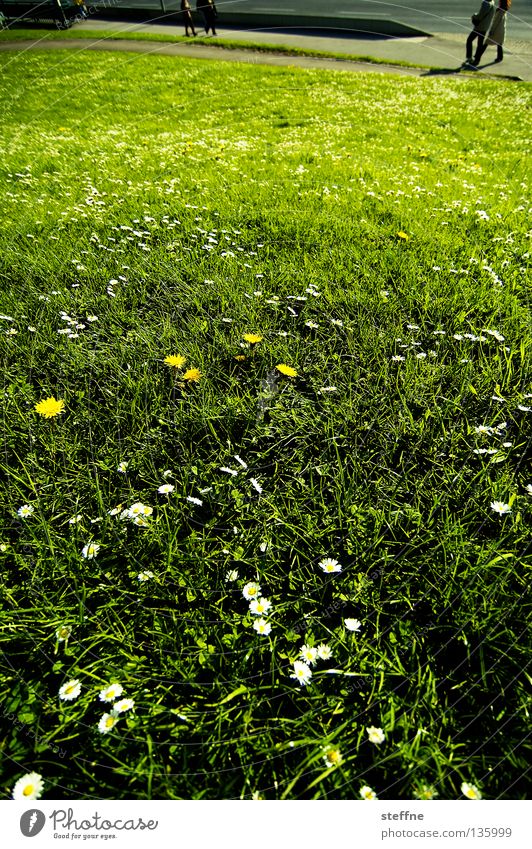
[75,17,532,81]
[2,17,531,80]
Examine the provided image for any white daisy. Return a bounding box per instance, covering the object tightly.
[162,469,173,479]
[59,679,81,701]
[69,514,83,524]
[344,618,362,632]
[117,461,128,473]
[367,726,385,745]
[99,683,123,703]
[360,785,377,800]
[249,597,272,616]
[290,661,313,686]
[186,496,203,506]
[127,503,153,518]
[158,484,174,494]
[323,748,343,768]
[17,504,34,518]
[461,782,482,800]
[526,484,532,496]
[55,625,72,642]
[81,542,100,559]
[98,713,120,734]
[137,570,154,582]
[299,645,319,665]
[113,698,135,713]
[243,582,261,600]
[253,618,272,636]
[12,772,44,800]
[319,557,342,574]
[317,643,333,660]
[234,455,248,469]
[132,516,150,527]
[250,478,263,494]
[490,501,511,515]
[220,466,238,476]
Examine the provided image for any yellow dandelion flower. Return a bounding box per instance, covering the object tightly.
[234,355,246,362]
[183,368,202,382]
[243,333,263,345]
[34,397,66,418]
[276,364,298,378]
[397,231,410,241]
[164,355,186,368]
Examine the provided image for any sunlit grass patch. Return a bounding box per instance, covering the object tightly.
[0,50,530,801]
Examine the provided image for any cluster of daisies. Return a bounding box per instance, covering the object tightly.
[97,683,135,735]
[54,624,136,735]
[53,308,98,340]
[390,323,512,365]
[357,778,481,802]
[291,642,333,686]
[472,420,512,461]
[58,674,134,734]
[243,582,272,636]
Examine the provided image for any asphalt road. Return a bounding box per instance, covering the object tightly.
[106,0,532,40]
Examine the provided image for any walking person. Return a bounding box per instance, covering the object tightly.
[181,0,197,37]
[463,0,495,66]
[196,0,218,36]
[473,0,511,65]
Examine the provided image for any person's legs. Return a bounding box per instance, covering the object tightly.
[465,31,477,61]
[472,36,487,65]
[495,45,503,62]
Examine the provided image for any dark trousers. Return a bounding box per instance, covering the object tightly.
[475,41,504,63]
[466,30,484,60]
[201,8,217,34]
[182,11,196,34]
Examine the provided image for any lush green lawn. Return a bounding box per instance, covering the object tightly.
[0,50,530,801]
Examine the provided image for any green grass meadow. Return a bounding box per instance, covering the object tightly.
[0,48,531,800]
